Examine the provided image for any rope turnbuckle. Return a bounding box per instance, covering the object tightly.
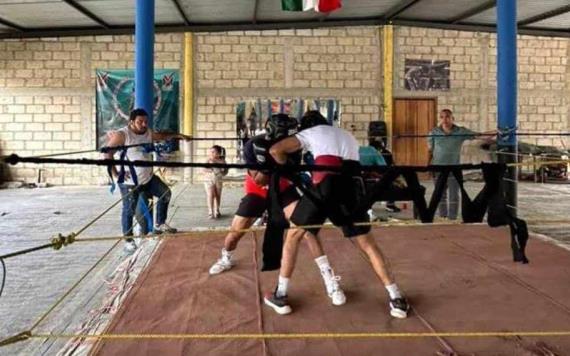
[51,233,76,251]
[0,331,32,347]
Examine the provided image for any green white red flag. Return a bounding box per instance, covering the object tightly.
[282,0,342,13]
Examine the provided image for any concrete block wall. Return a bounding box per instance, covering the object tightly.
[1,26,569,184]
[0,34,184,185]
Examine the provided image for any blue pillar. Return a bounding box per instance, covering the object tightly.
[135,0,155,127]
[135,0,155,229]
[497,0,517,215]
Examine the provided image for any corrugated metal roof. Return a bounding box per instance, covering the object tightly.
[531,11,570,29]
[0,0,568,39]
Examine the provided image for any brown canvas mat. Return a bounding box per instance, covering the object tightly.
[93,225,570,355]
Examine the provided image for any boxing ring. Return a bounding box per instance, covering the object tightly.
[1,142,570,355]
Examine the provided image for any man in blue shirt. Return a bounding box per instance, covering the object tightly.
[427,109,495,220]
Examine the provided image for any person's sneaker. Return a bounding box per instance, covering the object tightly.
[389,297,409,319]
[323,269,346,306]
[385,204,401,213]
[153,223,178,234]
[123,240,138,255]
[209,256,234,275]
[264,290,292,315]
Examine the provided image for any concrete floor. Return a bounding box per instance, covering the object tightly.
[0,180,569,355]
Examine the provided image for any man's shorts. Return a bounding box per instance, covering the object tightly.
[235,185,300,218]
[290,175,371,238]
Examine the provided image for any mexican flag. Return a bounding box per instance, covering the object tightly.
[282,0,341,12]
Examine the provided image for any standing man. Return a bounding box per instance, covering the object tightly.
[105,108,191,254]
[428,109,494,220]
[208,114,346,308]
[265,111,409,319]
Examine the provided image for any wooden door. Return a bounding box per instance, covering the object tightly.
[392,99,437,169]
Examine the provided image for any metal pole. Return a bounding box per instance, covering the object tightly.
[135,0,155,228]
[135,0,155,127]
[497,0,518,216]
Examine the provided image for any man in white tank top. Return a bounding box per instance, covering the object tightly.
[263,111,410,319]
[104,108,191,254]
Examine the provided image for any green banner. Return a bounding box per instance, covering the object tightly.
[95,69,180,148]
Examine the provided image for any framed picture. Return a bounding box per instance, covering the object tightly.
[404,59,450,91]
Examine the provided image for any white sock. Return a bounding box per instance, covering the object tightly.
[222,248,233,260]
[276,275,289,297]
[385,283,402,299]
[315,255,331,273]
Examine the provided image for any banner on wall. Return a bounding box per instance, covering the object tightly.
[235,98,341,161]
[95,69,180,148]
[404,59,450,91]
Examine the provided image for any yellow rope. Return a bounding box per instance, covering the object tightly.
[29,331,570,340]
[72,219,467,244]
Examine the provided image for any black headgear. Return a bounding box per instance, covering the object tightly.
[300,110,329,131]
[265,113,298,140]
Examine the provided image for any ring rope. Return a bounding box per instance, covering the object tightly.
[4,153,568,171]
[2,214,568,261]
[65,220,467,244]
[0,220,465,261]
[2,130,567,162]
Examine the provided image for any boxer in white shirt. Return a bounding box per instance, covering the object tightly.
[263,111,409,319]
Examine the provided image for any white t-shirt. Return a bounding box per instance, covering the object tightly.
[115,126,153,185]
[295,125,360,160]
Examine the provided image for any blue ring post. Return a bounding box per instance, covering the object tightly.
[497,0,518,216]
[135,0,155,128]
[135,0,155,230]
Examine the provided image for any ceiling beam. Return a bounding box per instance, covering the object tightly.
[0,17,570,40]
[518,4,570,27]
[61,0,110,29]
[448,0,496,24]
[0,15,25,31]
[171,0,190,26]
[252,0,259,24]
[393,18,570,37]
[319,12,331,22]
[382,0,423,21]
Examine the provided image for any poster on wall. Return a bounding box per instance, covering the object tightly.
[95,69,180,149]
[235,98,341,161]
[404,59,450,91]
